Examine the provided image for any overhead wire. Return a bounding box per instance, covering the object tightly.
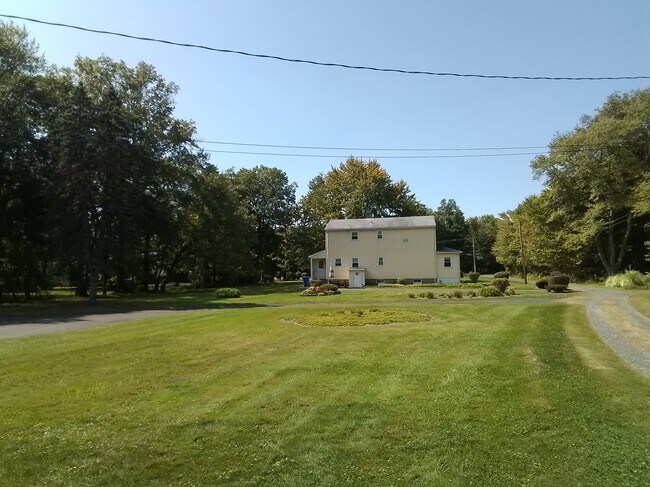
[2,13,648,81]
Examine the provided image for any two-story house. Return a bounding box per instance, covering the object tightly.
[308,216,461,288]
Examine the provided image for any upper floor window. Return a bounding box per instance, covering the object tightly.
[334,258,342,266]
[444,256,452,268]
[352,258,359,268]
[378,257,384,266]
[377,230,383,239]
[351,231,359,240]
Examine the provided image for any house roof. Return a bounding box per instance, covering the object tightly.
[325,216,436,231]
[437,245,462,253]
[308,249,326,259]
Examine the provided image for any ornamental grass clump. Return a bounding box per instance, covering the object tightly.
[478,285,502,297]
[605,270,650,289]
[214,288,241,298]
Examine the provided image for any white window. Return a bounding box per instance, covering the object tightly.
[377,230,383,239]
[378,257,384,266]
[444,256,452,268]
[351,258,359,268]
[351,231,359,240]
[335,258,341,267]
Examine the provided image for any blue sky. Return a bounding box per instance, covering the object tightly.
[3,1,648,216]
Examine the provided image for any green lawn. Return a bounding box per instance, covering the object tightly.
[0,280,563,318]
[0,301,648,485]
[628,289,650,318]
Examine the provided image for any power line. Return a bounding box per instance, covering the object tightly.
[196,140,550,152]
[196,139,629,152]
[2,13,649,82]
[201,149,547,159]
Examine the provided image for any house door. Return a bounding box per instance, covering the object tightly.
[315,260,326,279]
[351,270,364,288]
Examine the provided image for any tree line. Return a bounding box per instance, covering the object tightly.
[1,23,501,303]
[493,88,650,278]
[5,22,645,303]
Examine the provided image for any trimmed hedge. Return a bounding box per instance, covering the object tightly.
[466,272,480,283]
[548,273,570,286]
[320,283,339,292]
[547,284,568,293]
[493,271,510,279]
[535,278,548,289]
[491,278,510,293]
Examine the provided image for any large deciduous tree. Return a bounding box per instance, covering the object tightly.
[301,157,429,224]
[229,166,297,281]
[531,89,650,276]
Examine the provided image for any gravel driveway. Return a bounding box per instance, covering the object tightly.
[572,284,650,377]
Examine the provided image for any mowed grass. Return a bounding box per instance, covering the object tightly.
[0,280,561,317]
[628,289,650,318]
[1,302,648,486]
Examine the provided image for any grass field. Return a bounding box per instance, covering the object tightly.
[0,280,560,317]
[628,289,650,318]
[1,300,648,485]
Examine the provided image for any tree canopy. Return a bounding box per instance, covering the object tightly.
[301,157,429,224]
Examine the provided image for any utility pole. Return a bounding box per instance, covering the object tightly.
[517,219,528,284]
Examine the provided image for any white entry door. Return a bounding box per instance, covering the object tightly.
[315,260,327,279]
[351,271,363,288]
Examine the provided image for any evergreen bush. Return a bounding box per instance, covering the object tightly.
[491,278,510,293]
[494,271,510,279]
[535,278,548,289]
[467,272,480,283]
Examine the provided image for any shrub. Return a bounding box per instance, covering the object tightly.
[214,287,241,298]
[504,286,516,296]
[549,270,563,278]
[320,283,339,292]
[605,270,650,289]
[452,290,463,299]
[466,272,480,283]
[417,292,427,298]
[494,271,510,279]
[310,279,322,287]
[407,292,416,298]
[491,278,510,293]
[426,291,436,299]
[478,285,502,297]
[547,284,568,293]
[467,290,477,298]
[397,277,408,285]
[548,273,570,286]
[535,278,548,289]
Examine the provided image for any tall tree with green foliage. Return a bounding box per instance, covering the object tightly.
[0,22,55,299]
[465,215,500,273]
[229,166,297,281]
[531,89,650,276]
[301,157,429,224]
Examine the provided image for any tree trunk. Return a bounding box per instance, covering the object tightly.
[140,233,150,292]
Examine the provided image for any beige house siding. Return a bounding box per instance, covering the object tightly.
[327,226,437,281]
[436,252,461,282]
